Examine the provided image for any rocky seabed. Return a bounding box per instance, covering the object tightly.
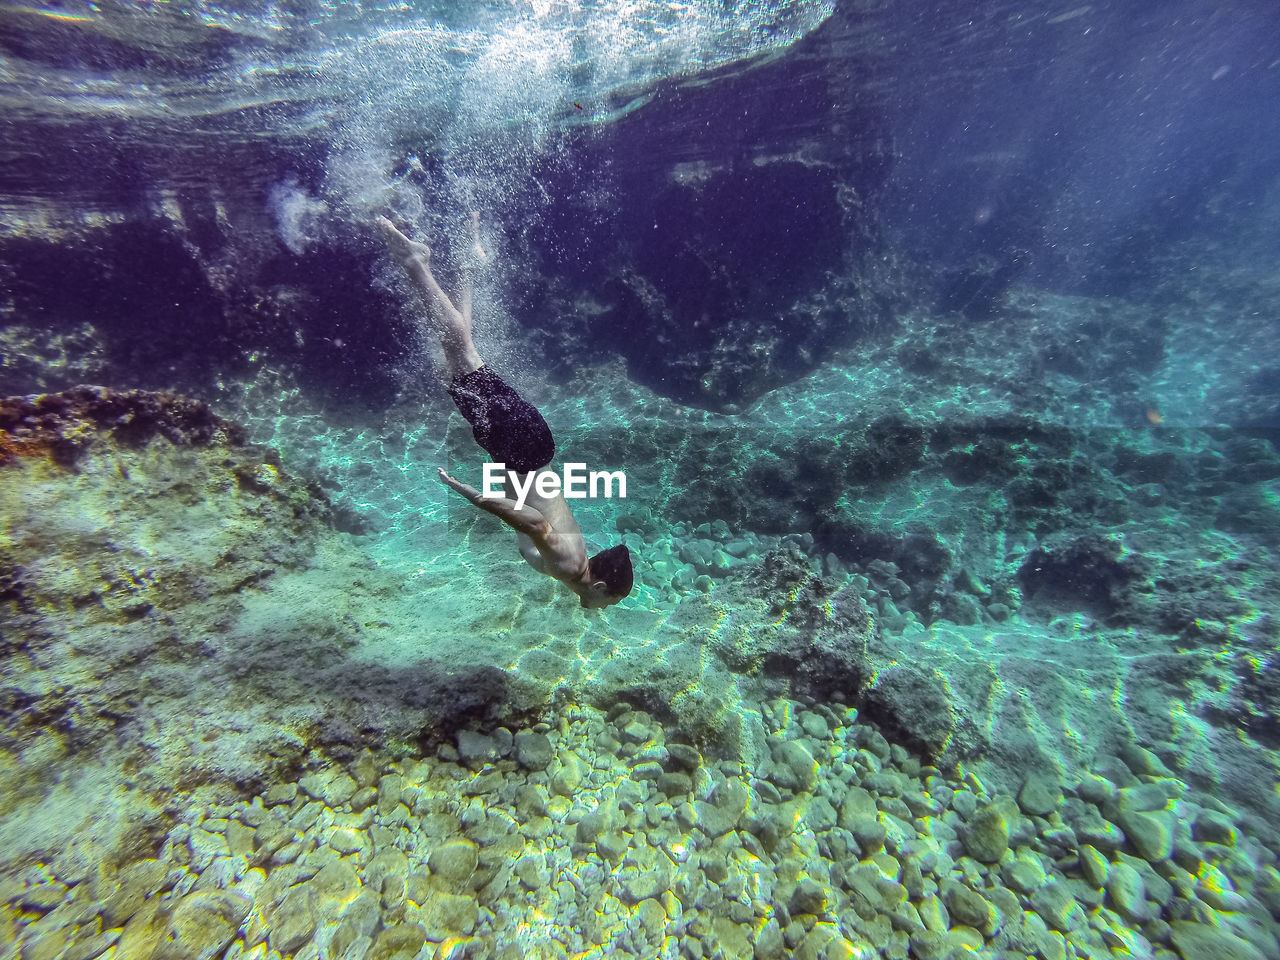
[4,698,1278,960]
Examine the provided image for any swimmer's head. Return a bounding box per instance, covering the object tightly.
[581,544,634,608]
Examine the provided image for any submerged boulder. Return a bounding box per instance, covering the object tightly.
[0,385,331,622]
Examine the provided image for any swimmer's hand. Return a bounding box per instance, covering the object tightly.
[438,467,477,500]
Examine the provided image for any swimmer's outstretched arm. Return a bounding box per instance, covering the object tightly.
[438,468,548,538]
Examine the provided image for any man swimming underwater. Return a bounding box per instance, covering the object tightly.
[378,214,633,609]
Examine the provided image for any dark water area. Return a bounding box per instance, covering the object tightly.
[3,0,1278,409]
[1,0,1272,405]
[3,2,1280,959]
[884,2,1280,302]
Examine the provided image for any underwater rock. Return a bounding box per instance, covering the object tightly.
[728,544,876,701]
[0,386,336,793]
[152,888,252,960]
[522,10,895,410]
[961,802,1012,864]
[49,692,1267,960]
[0,384,251,465]
[1017,532,1145,624]
[767,740,818,795]
[0,322,109,398]
[1168,920,1268,960]
[859,665,961,764]
[0,385,520,879]
[944,882,997,932]
[427,838,479,887]
[1017,773,1063,818]
[0,188,409,410]
[513,731,554,770]
[0,2,899,413]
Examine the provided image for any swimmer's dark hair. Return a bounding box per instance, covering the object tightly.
[589,544,634,599]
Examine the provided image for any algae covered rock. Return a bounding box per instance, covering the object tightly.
[152,889,252,960]
[0,385,343,869]
[962,802,1011,864]
[712,544,876,701]
[427,839,479,886]
[862,663,960,764]
[0,385,332,622]
[0,384,250,464]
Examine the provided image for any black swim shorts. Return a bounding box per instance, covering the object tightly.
[447,366,556,474]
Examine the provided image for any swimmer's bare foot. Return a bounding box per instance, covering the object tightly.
[378,216,430,267]
[378,215,444,323]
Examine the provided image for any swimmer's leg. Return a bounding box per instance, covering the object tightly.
[378,216,482,378]
[459,211,487,330]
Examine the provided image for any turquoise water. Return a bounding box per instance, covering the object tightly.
[2,1,1279,959]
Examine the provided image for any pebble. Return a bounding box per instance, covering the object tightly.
[513,855,549,889]
[667,743,701,770]
[1169,920,1267,960]
[1002,853,1047,895]
[770,739,817,793]
[901,790,937,819]
[754,918,785,960]
[945,882,997,933]
[20,882,67,913]
[187,829,229,873]
[101,859,166,927]
[64,930,120,960]
[1192,810,1237,846]
[1117,808,1174,862]
[1074,816,1124,853]
[550,753,584,796]
[368,921,430,957]
[851,816,888,854]
[152,889,252,960]
[1029,881,1085,933]
[512,731,553,770]
[950,790,978,820]
[264,783,297,806]
[313,860,360,916]
[1018,773,1061,817]
[962,802,1010,863]
[329,827,366,856]
[839,786,877,828]
[789,877,829,915]
[704,778,751,834]
[457,730,499,764]
[324,772,358,807]
[376,773,403,812]
[805,796,838,832]
[619,718,652,744]
[864,769,904,797]
[1077,844,1109,889]
[1075,774,1117,806]
[1119,744,1172,778]
[1107,861,1151,922]
[268,884,317,954]
[428,839,478,886]
[800,712,831,740]
[658,771,693,797]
